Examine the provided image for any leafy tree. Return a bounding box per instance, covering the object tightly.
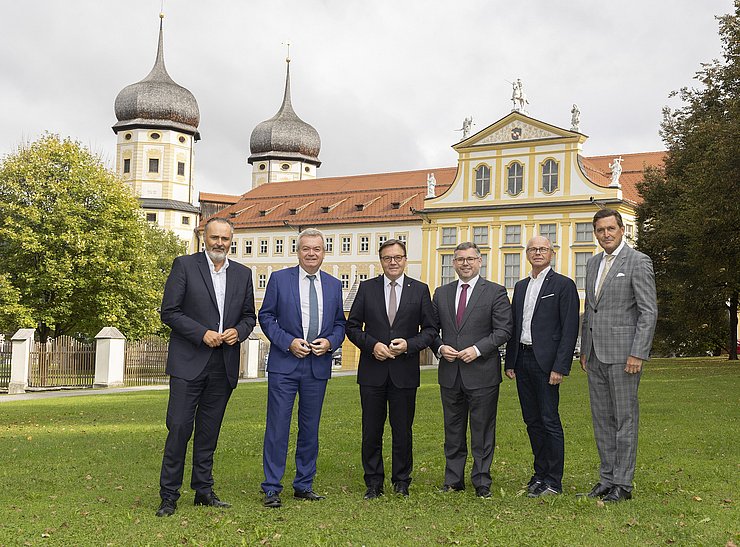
[637,2,740,359]
[0,134,186,341]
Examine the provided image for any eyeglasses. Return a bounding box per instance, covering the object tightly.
[380,255,406,263]
[453,256,481,264]
[526,247,552,255]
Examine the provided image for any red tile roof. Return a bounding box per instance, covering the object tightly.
[198,192,240,204]
[581,151,666,204]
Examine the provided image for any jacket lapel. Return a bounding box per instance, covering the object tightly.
[589,253,603,307]
[196,254,218,311]
[458,279,485,330]
[532,271,554,316]
[319,270,337,335]
[446,282,457,329]
[290,266,303,328]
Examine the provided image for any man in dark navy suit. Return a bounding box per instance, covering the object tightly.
[259,228,346,508]
[346,239,437,499]
[505,236,579,497]
[156,217,256,517]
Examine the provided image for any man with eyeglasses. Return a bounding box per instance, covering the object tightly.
[431,242,512,498]
[504,236,579,498]
[346,239,437,499]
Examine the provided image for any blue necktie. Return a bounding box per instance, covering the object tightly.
[307,274,319,342]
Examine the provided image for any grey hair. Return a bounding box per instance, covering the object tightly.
[298,227,325,247]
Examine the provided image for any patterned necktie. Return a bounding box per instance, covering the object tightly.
[388,280,398,325]
[456,283,469,327]
[595,254,615,298]
[307,274,319,342]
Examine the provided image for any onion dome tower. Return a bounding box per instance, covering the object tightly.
[248,54,321,188]
[112,13,200,252]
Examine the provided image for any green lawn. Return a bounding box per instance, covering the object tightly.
[0,358,738,546]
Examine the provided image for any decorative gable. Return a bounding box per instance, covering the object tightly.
[456,112,583,149]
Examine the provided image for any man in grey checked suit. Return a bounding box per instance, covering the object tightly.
[580,209,657,503]
[431,242,513,498]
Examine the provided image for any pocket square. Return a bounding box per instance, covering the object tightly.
[616,272,625,277]
[540,293,555,299]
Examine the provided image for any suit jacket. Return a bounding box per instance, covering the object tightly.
[346,275,437,389]
[432,278,513,389]
[160,252,256,388]
[581,244,657,364]
[258,266,346,381]
[504,270,580,376]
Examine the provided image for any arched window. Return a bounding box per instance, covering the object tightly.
[542,159,558,193]
[507,162,523,195]
[475,165,491,197]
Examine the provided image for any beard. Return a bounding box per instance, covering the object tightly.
[206,248,227,263]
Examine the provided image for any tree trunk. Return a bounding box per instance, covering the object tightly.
[729,290,738,361]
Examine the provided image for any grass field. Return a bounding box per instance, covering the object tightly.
[0,358,738,546]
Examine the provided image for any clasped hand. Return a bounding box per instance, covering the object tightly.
[290,337,331,358]
[373,338,407,361]
[202,328,239,347]
[439,345,477,363]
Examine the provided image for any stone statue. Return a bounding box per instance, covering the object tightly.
[455,116,473,140]
[511,78,528,113]
[570,104,580,132]
[609,156,624,186]
[426,172,437,198]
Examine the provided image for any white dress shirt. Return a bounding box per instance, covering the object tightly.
[205,251,229,334]
[298,267,324,341]
[596,239,626,290]
[384,273,405,316]
[520,266,551,345]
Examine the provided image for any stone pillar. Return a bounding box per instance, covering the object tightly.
[9,328,35,395]
[242,338,260,379]
[94,327,126,388]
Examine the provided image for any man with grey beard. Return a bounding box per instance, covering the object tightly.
[156,217,256,517]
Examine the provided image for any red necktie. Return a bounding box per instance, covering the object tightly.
[456,283,469,327]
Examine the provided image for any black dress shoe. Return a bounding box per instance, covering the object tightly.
[194,491,231,508]
[527,479,543,495]
[155,498,176,517]
[475,486,491,498]
[294,489,325,501]
[363,486,384,500]
[440,483,465,492]
[393,483,409,497]
[586,482,612,498]
[603,485,632,503]
[263,490,282,508]
[528,483,561,498]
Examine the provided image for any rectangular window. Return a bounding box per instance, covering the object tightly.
[395,233,408,246]
[539,223,556,244]
[575,222,593,242]
[229,241,237,255]
[360,235,370,253]
[146,212,157,223]
[504,253,520,289]
[258,274,267,290]
[341,236,351,253]
[575,252,592,290]
[148,158,159,173]
[359,274,368,281]
[472,226,488,245]
[290,237,298,254]
[325,236,333,253]
[441,254,454,285]
[275,238,283,254]
[123,158,131,174]
[480,253,488,279]
[244,240,253,255]
[259,239,268,255]
[626,224,634,239]
[177,161,185,176]
[181,215,190,225]
[504,225,521,245]
[340,274,350,290]
[442,227,457,246]
[378,234,388,248]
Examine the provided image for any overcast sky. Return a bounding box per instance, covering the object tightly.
[0,0,732,197]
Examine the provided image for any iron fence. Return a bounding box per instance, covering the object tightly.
[28,336,95,388]
[0,338,11,390]
[124,335,169,386]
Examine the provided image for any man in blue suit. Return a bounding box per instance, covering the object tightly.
[156,217,256,517]
[505,236,579,497]
[259,228,346,508]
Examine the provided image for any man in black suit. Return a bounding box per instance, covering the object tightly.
[346,239,437,499]
[156,217,256,517]
[505,236,579,497]
[432,242,512,498]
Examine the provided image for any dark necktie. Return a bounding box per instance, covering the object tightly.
[307,274,319,342]
[388,280,398,325]
[456,283,469,327]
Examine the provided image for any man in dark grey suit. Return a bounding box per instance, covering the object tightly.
[432,242,512,498]
[580,209,657,503]
[505,236,579,497]
[156,217,256,517]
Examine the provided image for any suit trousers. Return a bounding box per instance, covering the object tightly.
[262,357,328,493]
[159,349,233,501]
[587,352,641,491]
[515,348,564,490]
[360,378,417,488]
[440,371,500,489]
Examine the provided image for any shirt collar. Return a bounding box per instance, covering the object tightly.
[458,274,479,289]
[529,266,551,281]
[204,251,229,274]
[605,239,627,258]
[384,274,405,287]
[299,266,320,280]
